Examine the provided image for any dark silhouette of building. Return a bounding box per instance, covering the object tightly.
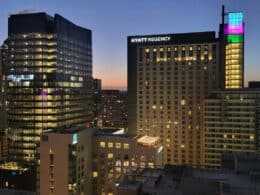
[0,43,8,159]
[93,78,102,126]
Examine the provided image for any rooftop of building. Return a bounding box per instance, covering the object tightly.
[8,12,91,41]
[94,128,129,137]
[215,88,260,92]
[117,165,260,195]
[0,162,28,171]
[47,126,128,138]
[128,31,217,45]
[137,135,160,147]
[46,125,90,134]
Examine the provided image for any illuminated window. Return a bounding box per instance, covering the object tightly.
[123,161,129,167]
[100,142,105,148]
[152,105,157,110]
[115,143,121,149]
[92,171,98,178]
[123,143,129,149]
[116,167,121,172]
[224,134,227,138]
[181,100,185,106]
[250,135,255,140]
[148,163,154,168]
[108,142,113,148]
[107,153,113,159]
[115,160,121,166]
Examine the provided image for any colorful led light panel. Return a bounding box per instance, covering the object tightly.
[228,12,243,27]
[227,35,243,43]
[224,24,244,34]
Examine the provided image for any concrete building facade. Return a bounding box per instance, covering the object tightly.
[39,126,93,195]
[39,127,162,195]
[92,130,162,195]
[204,88,260,168]
[128,32,220,166]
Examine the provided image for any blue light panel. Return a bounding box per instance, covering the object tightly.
[72,133,77,144]
[228,12,244,27]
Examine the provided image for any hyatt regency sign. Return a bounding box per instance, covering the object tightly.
[131,36,171,43]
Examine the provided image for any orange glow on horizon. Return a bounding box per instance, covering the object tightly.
[94,66,127,90]
[99,77,126,90]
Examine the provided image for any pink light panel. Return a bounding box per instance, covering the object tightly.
[224,24,244,35]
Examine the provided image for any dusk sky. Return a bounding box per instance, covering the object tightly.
[1,0,260,89]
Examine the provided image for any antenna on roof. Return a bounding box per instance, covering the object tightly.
[222,5,225,25]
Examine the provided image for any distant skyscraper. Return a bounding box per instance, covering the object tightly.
[99,90,127,129]
[5,13,93,163]
[93,78,102,91]
[204,87,260,168]
[93,78,102,126]
[248,81,260,88]
[128,32,220,166]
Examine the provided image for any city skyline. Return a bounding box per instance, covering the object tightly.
[1,0,260,89]
[1,2,260,194]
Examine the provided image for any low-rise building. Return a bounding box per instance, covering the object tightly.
[39,126,162,195]
[92,130,162,194]
[39,126,93,195]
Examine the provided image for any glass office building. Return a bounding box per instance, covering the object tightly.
[6,13,93,162]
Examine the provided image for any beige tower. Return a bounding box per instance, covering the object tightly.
[128,32,220,166]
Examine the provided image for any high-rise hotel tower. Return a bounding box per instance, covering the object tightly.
[5,13,93,162]
[128,33,220,166]
[127,7,245,166]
